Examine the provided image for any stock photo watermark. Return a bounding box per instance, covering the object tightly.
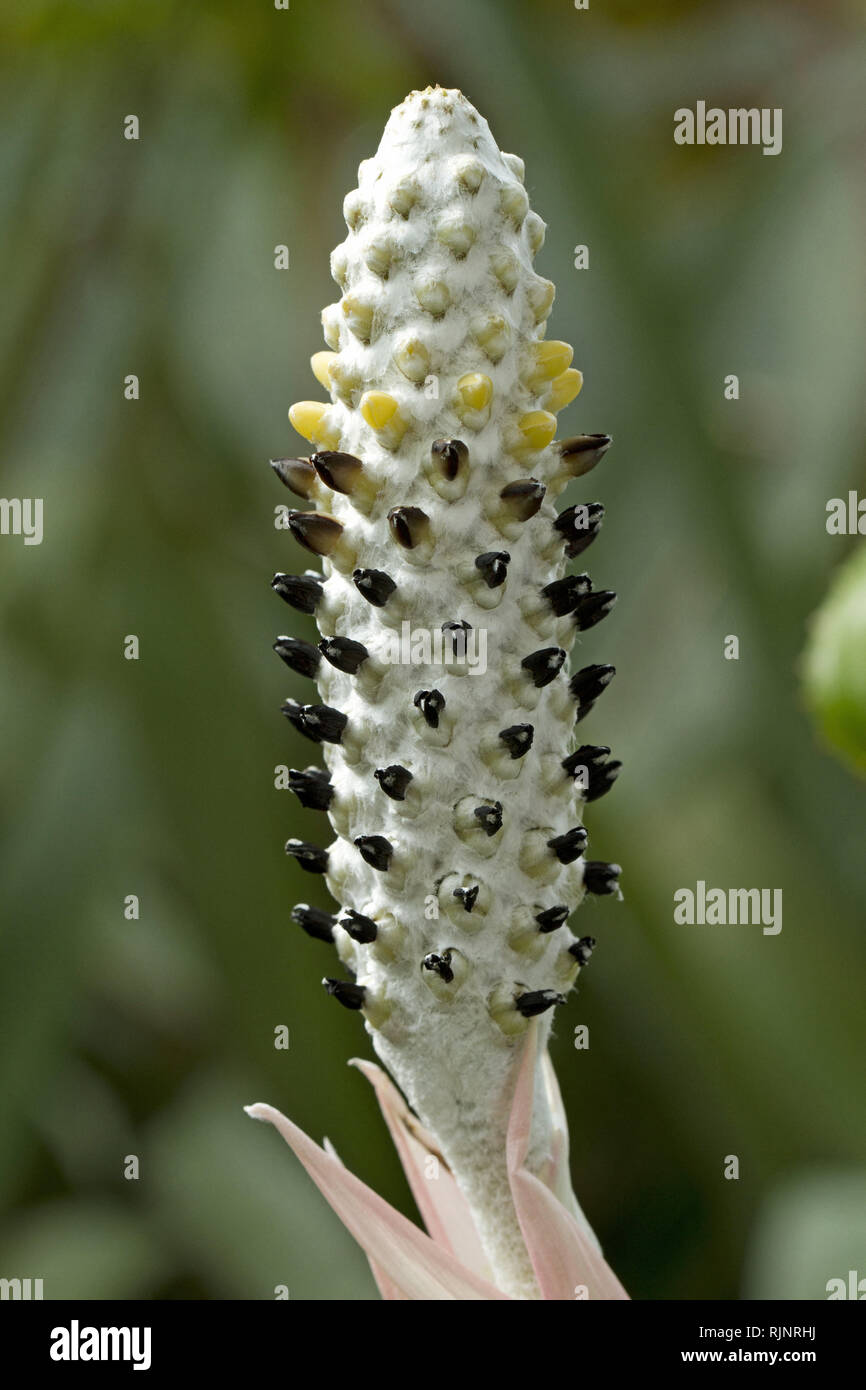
[0,497,42,545]
[674,882,783,935]
[379,621,488,675]
[674,102,782,156]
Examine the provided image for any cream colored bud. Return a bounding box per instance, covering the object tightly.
[342,189,365,230]
[527,278,555,322]
[472,313,511,364]
[321,303,342,350]
[437,214,476,259]
[452,155,484,193]
[415,277,451,317]
[341,293,375,343]
[393,336,431,384]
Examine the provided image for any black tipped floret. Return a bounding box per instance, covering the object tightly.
[562,745,611,779]
[556,434,612,478]
[574,590,617,632]
[337,909,378,944]
[310,450,365,495]
[547,827,588,865]
[422,951,454,983]
[521,647,566,688]
[273,636,321,678]
[515,989,565,1019]
[291,903,336,943]
[473,802,503,836]
[499,478,546,522]
[569,935,597,966]
[374,765,413,801]
[388,505,430,550]
[583,861,622,896]
[280,700,305,736]
[272,571,323,614]
[281,701,347,745]
[323,978,366,1010]
[475,551,511,588]
[453,885,479,913]
[288,767,333,811]
[318,636,369,675]
[585,760,622,803]
[554,502,604,559]
[442,620,471,658]
[288,510,344,558]
[569,664,616,705]
[499,724,534,759]
[354,835,394,872]
[353,567,396,608]
[271,457,319,499]
[285,839,329,874]
[300,704,346,744]
[540,574,593,617]
[431,438,468,481]
[414,689,445,729]
[535,904,570,933]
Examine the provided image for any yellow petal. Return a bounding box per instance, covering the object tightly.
[530,341,573,382]
[457,372,493,412]
[310,352,337,390]
[288,401,328,443]
[547,368,584,412]
[516,410,557,451]
[361,391,400,431]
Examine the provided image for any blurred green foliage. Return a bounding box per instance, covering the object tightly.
[803,545,866,775]
[1,0,864,1300]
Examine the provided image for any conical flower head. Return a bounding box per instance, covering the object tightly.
[267,86,622,1299]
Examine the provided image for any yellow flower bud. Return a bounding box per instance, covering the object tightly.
[288,401,341,450]
[546,368,584,412]
[528,340,574,383]
[310,351,337,390]
[456,372,493,413]
[514,410,557,453]
[360,391,407,446]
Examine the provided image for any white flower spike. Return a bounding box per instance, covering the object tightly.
[251,85,626,1301]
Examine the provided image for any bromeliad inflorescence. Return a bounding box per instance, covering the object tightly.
[246,86,627,1301]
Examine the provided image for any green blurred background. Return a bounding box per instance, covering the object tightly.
[1,0,864,1301]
